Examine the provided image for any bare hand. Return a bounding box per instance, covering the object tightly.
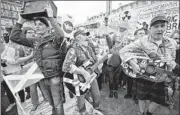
[29,51,34,57]
[166,60,177,69]
[80,68,91,81]
[129,59,140,73]
[17,13,28,24]
[45,4,53,18]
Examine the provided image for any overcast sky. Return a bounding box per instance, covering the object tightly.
[54,1,134,25]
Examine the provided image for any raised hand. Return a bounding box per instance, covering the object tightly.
[79,67,91,82]
[45,4,53,18]
[29,51,34,57]
[17,13,29,24]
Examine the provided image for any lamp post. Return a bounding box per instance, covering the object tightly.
[105,17,108,26]
[105,1,112,26]
[104,1,112,35]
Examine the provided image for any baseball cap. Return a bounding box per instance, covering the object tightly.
[150,15,168,27]
[74,30,90,38]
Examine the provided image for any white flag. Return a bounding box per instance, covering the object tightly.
[3,62,44,94]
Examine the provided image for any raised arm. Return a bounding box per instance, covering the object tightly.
[10,14,33,47]
[62,48,79,74]
[46,4,64,45]
[5,51,33,65]
[49,18,64,40]
[105,34,113,49]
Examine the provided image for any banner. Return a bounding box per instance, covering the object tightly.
[61,14,74,38]
[108,1,179,37]
[134,1,179,36]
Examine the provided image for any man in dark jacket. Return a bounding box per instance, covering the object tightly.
[10,7,65,115]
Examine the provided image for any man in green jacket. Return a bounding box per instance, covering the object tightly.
[10,7,65,115]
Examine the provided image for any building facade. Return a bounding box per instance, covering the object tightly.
[77,1,179,37]
[1,0,22,35]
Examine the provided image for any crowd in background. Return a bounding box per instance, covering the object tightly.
[1,8,179,115]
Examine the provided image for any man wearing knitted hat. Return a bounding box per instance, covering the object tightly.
[120,14,177,115]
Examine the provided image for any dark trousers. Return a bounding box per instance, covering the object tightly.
[126,76,133,95]
[120,71,133,94]
[107,65,121,91]
[1,83,18,115]
[119,70,127,87]
[102,60,109,83]
[2,81,25,103]
[40,77,64,115]
[97,73,103,90]
[25,87,30,94]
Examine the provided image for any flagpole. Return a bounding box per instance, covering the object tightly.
[105,1,112,52]
[3,76,28,115]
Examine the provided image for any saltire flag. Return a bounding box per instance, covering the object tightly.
[3,62,44,94]
[3,62,44,115]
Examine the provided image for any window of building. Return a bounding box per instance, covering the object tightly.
[9,4,12,11]
[1,3,3,9]
[3,3,7,9]
[6,3,10,10]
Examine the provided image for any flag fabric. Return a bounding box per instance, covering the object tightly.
[63,86,104,115]
[3,62,44,94]
[3,62,103,115]
[63,73,97,96]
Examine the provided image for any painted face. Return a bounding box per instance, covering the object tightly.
[35,20,48,35]
[150,21,167,40]
[26,29,35,40]
[136,30,145,38]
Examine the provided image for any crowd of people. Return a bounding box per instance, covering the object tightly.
[1,4,180,115]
